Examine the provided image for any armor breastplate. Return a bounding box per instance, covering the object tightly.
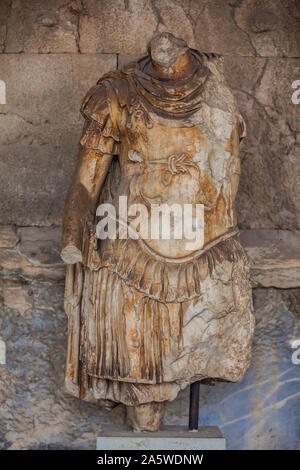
[112,105,240,259]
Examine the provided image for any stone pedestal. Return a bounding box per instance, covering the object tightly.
[97,425,226,450]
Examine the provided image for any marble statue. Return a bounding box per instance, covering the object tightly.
[61,33,254,431]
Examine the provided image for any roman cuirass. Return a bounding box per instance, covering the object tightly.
[80,52,245,262]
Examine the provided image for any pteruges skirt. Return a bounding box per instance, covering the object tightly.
[64,233,254,406]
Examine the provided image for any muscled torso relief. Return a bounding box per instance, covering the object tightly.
[61,33,254,432]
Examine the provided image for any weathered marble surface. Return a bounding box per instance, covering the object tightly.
[0,278,298,449]
[58,35,255,430]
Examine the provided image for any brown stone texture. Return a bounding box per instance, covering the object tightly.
[3,0,81,53]
[79,0,158,54]
[0,1,299,229]
[0,227,65,282]
[0,225,19,248]
[226,57,300,229]
[240,229,300,288]
[1,0,299,56]
[234,0,300,58]
[0,0,11,53]
[0,53,116,226]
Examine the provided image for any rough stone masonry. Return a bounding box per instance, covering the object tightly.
[0,0,299,449]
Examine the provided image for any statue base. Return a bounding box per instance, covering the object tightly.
[96,425,226,450]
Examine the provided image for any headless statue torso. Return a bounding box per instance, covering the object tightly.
[61,33,254,431]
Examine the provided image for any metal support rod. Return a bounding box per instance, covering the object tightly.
[189,381,200,430]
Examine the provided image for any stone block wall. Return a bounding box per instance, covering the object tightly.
[1,0,300,229]
[0,0,299,450]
